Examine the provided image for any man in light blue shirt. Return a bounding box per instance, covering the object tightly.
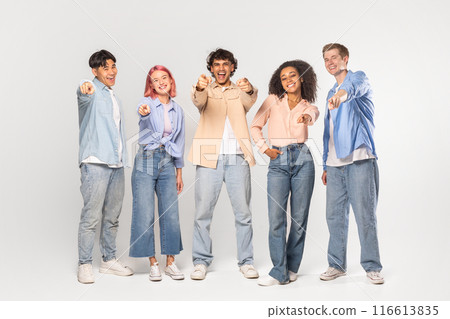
[320,43,383,284]
[76,50,133,284]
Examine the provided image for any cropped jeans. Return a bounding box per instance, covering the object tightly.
[129,146,182,258]
[267,143,315,283]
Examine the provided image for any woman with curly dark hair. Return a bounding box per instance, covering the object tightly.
[251,60,319,286]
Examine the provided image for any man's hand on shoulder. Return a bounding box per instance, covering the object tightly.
[196,74,212,91]
[80,81,95,95]
[236,78,253,94]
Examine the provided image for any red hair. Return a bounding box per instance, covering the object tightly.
[144,65,177,99]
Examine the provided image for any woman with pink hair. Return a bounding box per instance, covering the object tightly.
[129,65,186,281]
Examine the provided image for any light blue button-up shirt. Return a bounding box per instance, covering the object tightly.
[137,97,185,168]
[323,70,377,171]
[77,77,128,167]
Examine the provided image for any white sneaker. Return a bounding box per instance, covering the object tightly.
[149,262,162,281]
[258,275,281,286]
[165,263,185,280]
[320,267,346,281]
[99,258,134,276]
[240,264,259,279]
[78,264,95,284]
[367,271,384,284]
[190,264,207,280]
[289,271,297,282]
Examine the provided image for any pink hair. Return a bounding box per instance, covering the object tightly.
[144,65,177,99]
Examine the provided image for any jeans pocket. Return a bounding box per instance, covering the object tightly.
[158,153,174,171]
[135,149,154,175]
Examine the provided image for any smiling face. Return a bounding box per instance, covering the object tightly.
[280,66,302,96]
[210,59,234,86]
[324,48,348,76]
[150,70,173,97]
[92,59,117,88]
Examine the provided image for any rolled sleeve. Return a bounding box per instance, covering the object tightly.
[340,71,370,102]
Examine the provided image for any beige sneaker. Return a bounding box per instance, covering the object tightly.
[99,258,134,276]
[149,262,162,281]
[78,264,95,284]
[165,262,184,280]
[367,271,384,284]
[240,264,259,279]
[289,271,297,282]
[190,264,207,280]
[258,275,281,286]
[320,267,346,281]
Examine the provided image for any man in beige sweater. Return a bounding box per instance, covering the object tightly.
[189,48,259,280]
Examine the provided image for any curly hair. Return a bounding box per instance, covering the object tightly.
[268,60,317,103]
[206,48,238,77]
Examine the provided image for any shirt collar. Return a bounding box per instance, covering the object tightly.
[153,97,176,112]
[93,77,111,92]
[211,81,237,91]
[331,69,353,91]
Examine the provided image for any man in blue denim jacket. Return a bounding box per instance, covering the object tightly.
[320,43,384,285]
[76,50,133,284]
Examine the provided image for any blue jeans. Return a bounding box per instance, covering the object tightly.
[78,163,124,265]
[192,154,254,267]
[267,144,315,283]
[326,158,382,272]
[129,146,182,258]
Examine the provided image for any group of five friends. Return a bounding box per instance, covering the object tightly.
[76,44,383,286]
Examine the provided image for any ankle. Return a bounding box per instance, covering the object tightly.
[166,255,174,266]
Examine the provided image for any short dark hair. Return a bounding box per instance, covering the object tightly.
[206,48,238,77]
[268,60,317,103]
[322,43,349,59]
[88,50,116,69]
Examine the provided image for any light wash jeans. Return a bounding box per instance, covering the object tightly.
[192,154,254,267]
[267,143,315,283]
[78,163,124,265]
[129,146,182,258]
[326,158,382,272]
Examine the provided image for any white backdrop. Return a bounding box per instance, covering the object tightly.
[1,0,450,301]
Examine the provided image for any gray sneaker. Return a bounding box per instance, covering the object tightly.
[320,267,346,281]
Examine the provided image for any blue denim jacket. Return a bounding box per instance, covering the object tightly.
[323,70,377,171]
[77,77,128,167]
[137,97,185,168]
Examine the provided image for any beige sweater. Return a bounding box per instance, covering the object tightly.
[188,81,258,168]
